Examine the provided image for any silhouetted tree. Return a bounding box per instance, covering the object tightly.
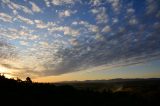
[0,73,5,80]
[16,77,22,82]
[26,77,32,83]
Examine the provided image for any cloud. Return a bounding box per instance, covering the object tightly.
[29,1,42,13]
[127,8,135,14]
[107,0,121,12]
[48,26,80,37]
[90,0,102,6]
[112,18,118,23]
[2,0,33,14]
[59,10,71,17]
[76,21,99,33]
[0,27,38,42]
[34,20,48,29]
[0,40,17,60]
[102,25,111,33]
[91,7,108,24]
[0,0,160,78]
[129,17,138,25]
[69,38,78,46]
[51,0,75,5]
[72,21,78,25]
[47,30,160,75]
[90,8,99,14]
[94,33,104,41]
[39,41,49,47]
[0,12,12,22]
[44,0,51,7]
[16,15,34,25]
[28,35,39,40]
[0,28,20,40]
[63,26,80,36]
[59,10,77,17]
[146,0,158,14]
[19,41,28,46]
[34,20,57,29]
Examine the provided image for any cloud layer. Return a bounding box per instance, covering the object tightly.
[0,0,160,78]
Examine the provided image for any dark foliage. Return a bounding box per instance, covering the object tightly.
[0,75,160,106]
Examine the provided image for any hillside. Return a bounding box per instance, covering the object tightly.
[0,75,160,106]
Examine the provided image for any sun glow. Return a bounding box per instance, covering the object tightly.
[0,66,8,73]
[0,65,14,78]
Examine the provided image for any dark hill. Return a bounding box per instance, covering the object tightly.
[0,75,160,106]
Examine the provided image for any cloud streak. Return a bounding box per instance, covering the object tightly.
[29,1,42,13]
[0,12,12,22]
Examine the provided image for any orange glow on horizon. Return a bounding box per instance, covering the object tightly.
[0,65,16,79]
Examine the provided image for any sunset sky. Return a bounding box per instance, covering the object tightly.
[0,0,160,82]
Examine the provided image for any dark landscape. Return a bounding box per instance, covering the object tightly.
[0,74,160,106]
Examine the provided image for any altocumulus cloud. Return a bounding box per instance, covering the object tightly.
[0,0,160,78]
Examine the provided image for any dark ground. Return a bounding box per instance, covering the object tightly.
[0,75,160,106]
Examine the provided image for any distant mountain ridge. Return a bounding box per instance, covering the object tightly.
[56,78,160,84]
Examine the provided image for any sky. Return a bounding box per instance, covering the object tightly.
[0,0,160,82]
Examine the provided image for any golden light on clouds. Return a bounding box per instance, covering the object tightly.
[0,65,8,73]
[0,65,15,78]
